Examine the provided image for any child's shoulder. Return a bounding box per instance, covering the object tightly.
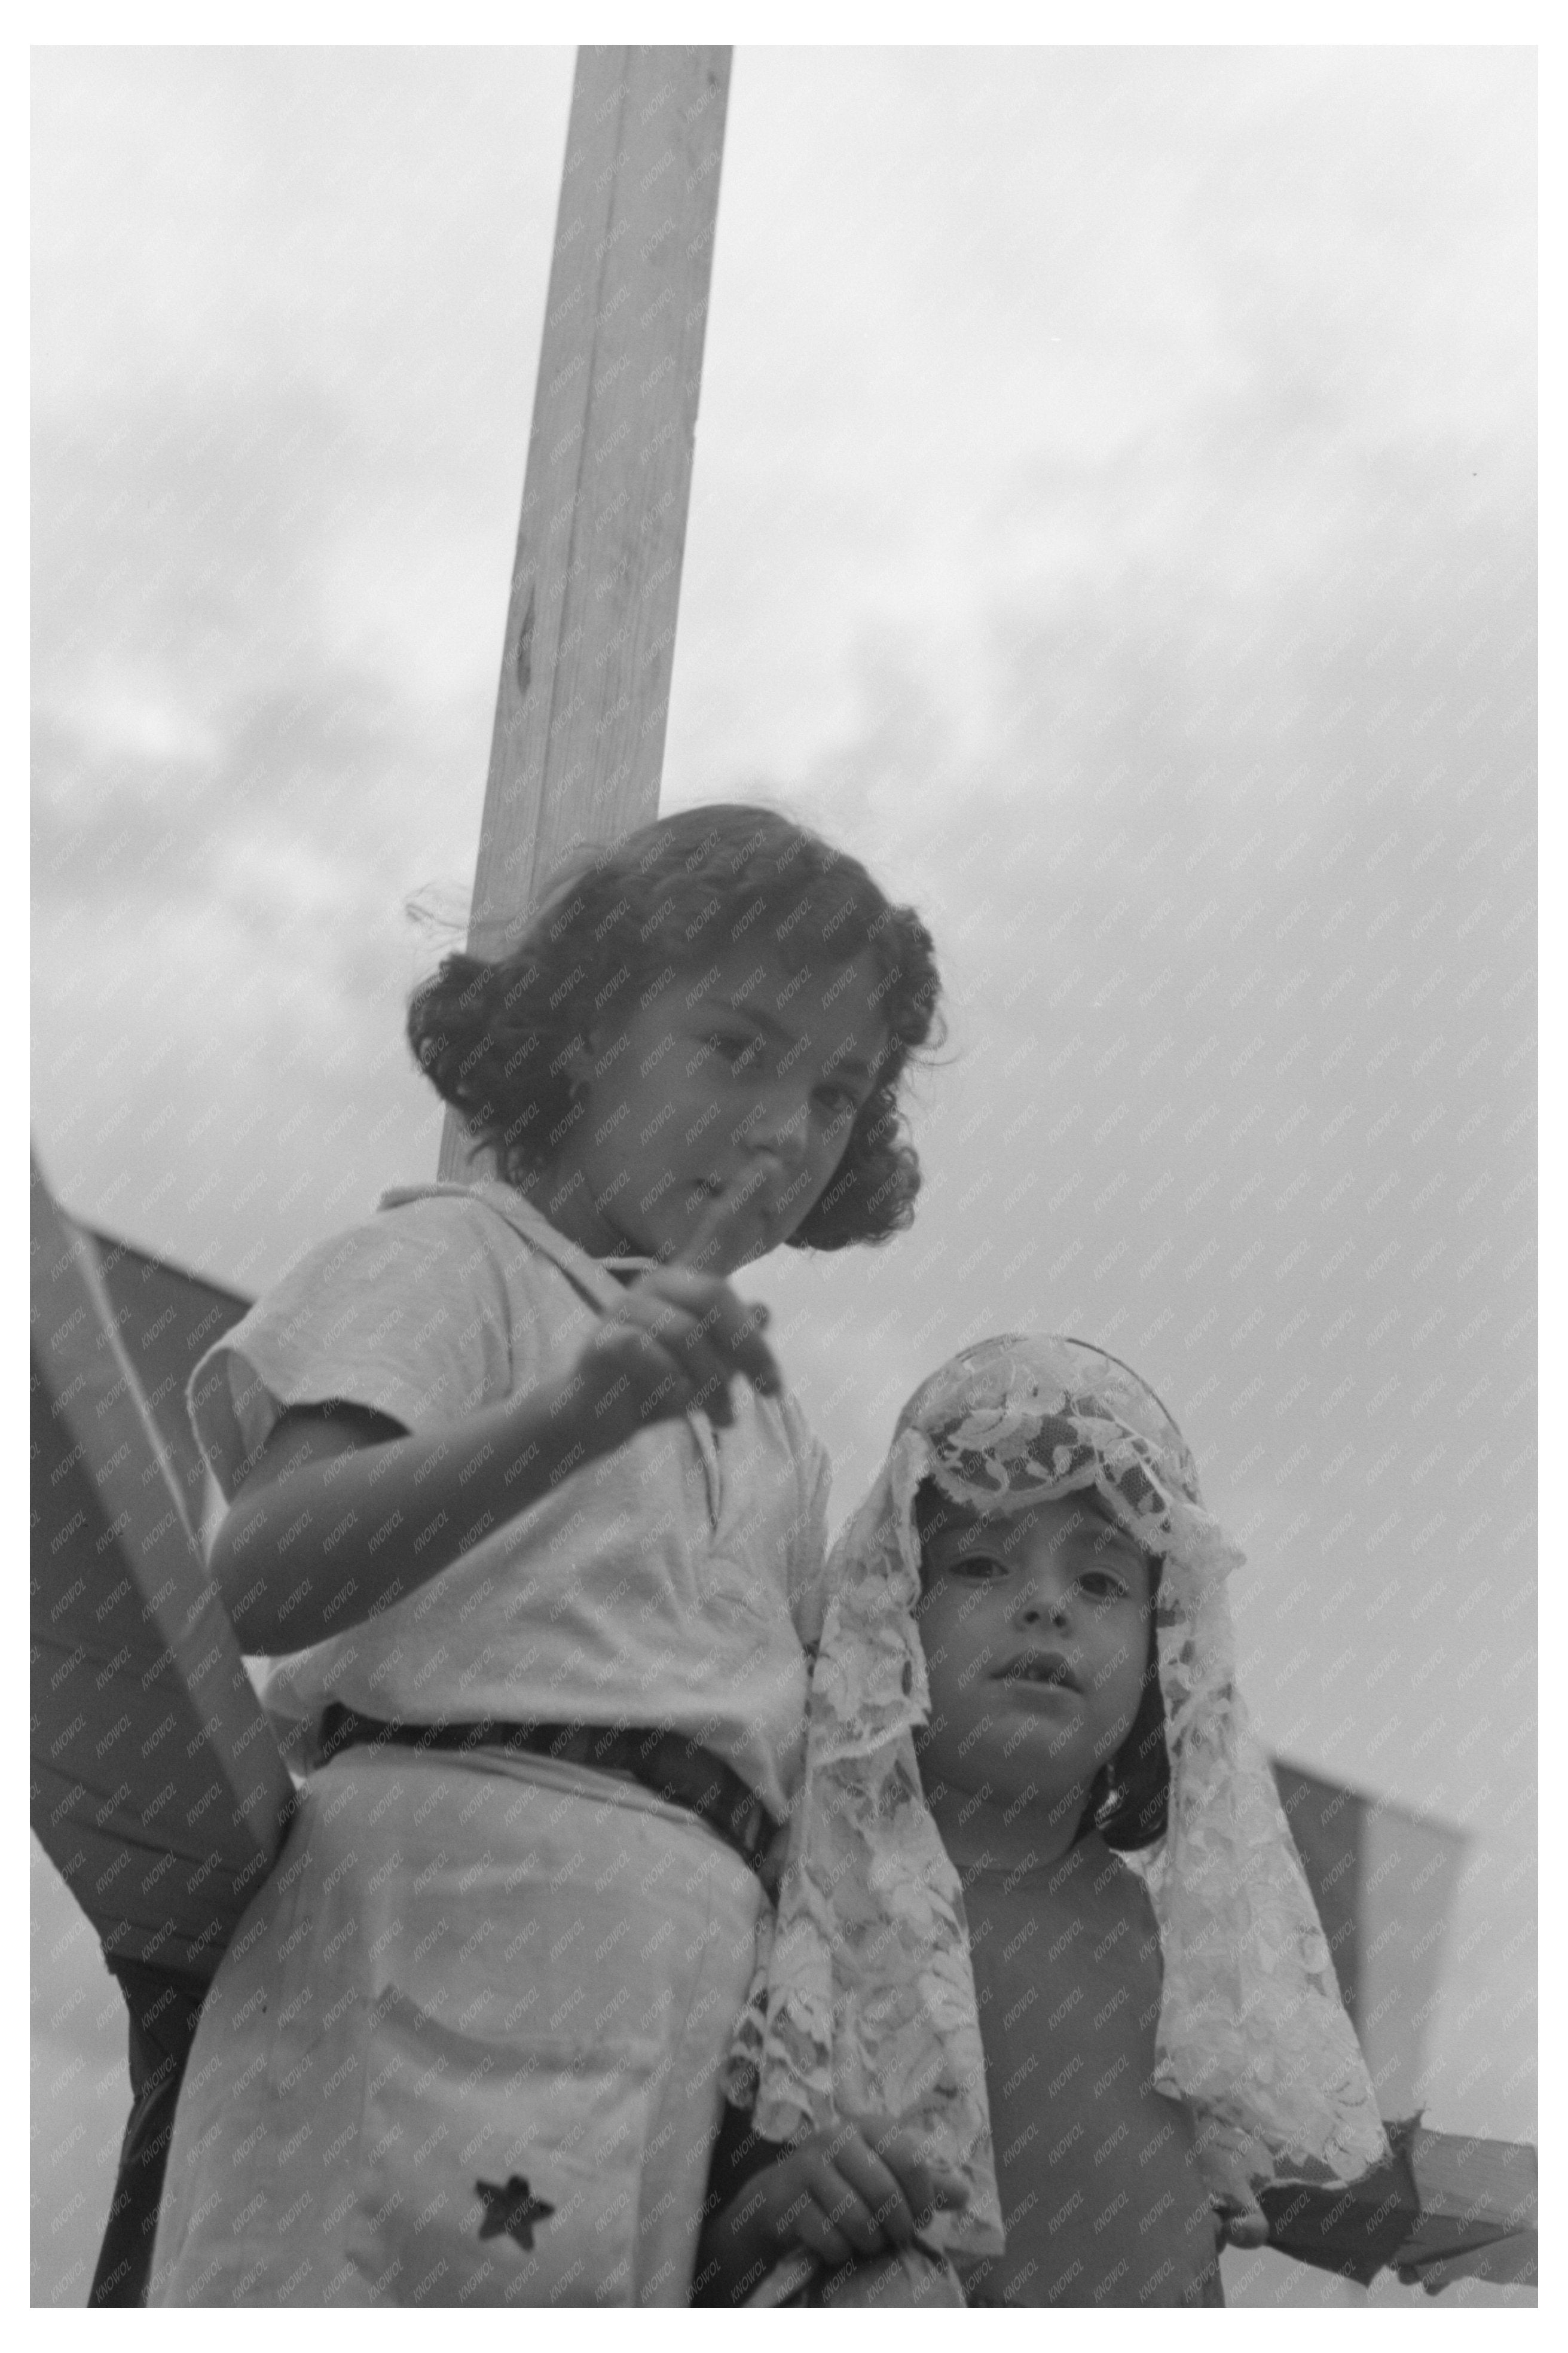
[363,1182,613,1303]
[189,1186,571,1472]
[236,1185,533,1319]
[374,1179,545,1253]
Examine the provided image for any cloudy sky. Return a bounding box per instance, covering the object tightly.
[32,45,1534,2304]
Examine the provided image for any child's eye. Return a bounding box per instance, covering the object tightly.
[814,1082,858,1116]
[947,1552,1009,1582]
[1078,1570,1131,1603]
[705,1031,762,1072]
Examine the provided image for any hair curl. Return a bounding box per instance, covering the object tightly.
[912,1482,1169,1855]
[407,804,943,1250]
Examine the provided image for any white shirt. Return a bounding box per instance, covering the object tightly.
[188,1182,832,1821]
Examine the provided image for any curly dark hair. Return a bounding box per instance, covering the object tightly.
[407,804,943,1250]
[912,1481,1169,1855]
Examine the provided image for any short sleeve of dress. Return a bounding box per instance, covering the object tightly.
[780,1400,833,1652]
[188,1198,526,1501]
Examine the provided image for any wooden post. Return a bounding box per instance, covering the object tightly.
[440,44,731,1179]
[30,1153,294,1978]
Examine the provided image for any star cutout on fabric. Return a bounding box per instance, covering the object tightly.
[475,2173,555,2251]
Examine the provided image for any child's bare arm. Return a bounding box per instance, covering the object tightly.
[696,2118,964,2305]
[210,1267,779,1653]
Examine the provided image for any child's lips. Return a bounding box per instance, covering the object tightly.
[696,1171,759,1208]
[994,1650,1080,1692]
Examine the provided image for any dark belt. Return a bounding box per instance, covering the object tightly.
[314,1703,781,1883]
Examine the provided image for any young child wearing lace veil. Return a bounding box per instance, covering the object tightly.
[696,1333,1387,2306]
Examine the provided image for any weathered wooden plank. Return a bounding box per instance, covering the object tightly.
[82,1226,251,1521]
[441,42,730,1176]
[29,1156,293,1978]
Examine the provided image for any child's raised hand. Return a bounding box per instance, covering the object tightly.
[574,1266,780,1442]
[595,1174,785,1428]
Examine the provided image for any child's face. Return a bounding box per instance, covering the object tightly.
[915,1491,1157,1822]
[549,942,890,1269]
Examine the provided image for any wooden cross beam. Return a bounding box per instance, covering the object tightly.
[441,43,732,1177]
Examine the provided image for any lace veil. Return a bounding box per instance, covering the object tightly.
[724,1333,1387,2256]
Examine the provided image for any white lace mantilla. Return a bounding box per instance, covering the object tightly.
[725,1335,1387,2253]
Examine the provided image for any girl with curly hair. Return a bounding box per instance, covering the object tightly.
[149,804,942,2308]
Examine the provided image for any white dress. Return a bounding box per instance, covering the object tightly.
[149,1183,830,2306]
